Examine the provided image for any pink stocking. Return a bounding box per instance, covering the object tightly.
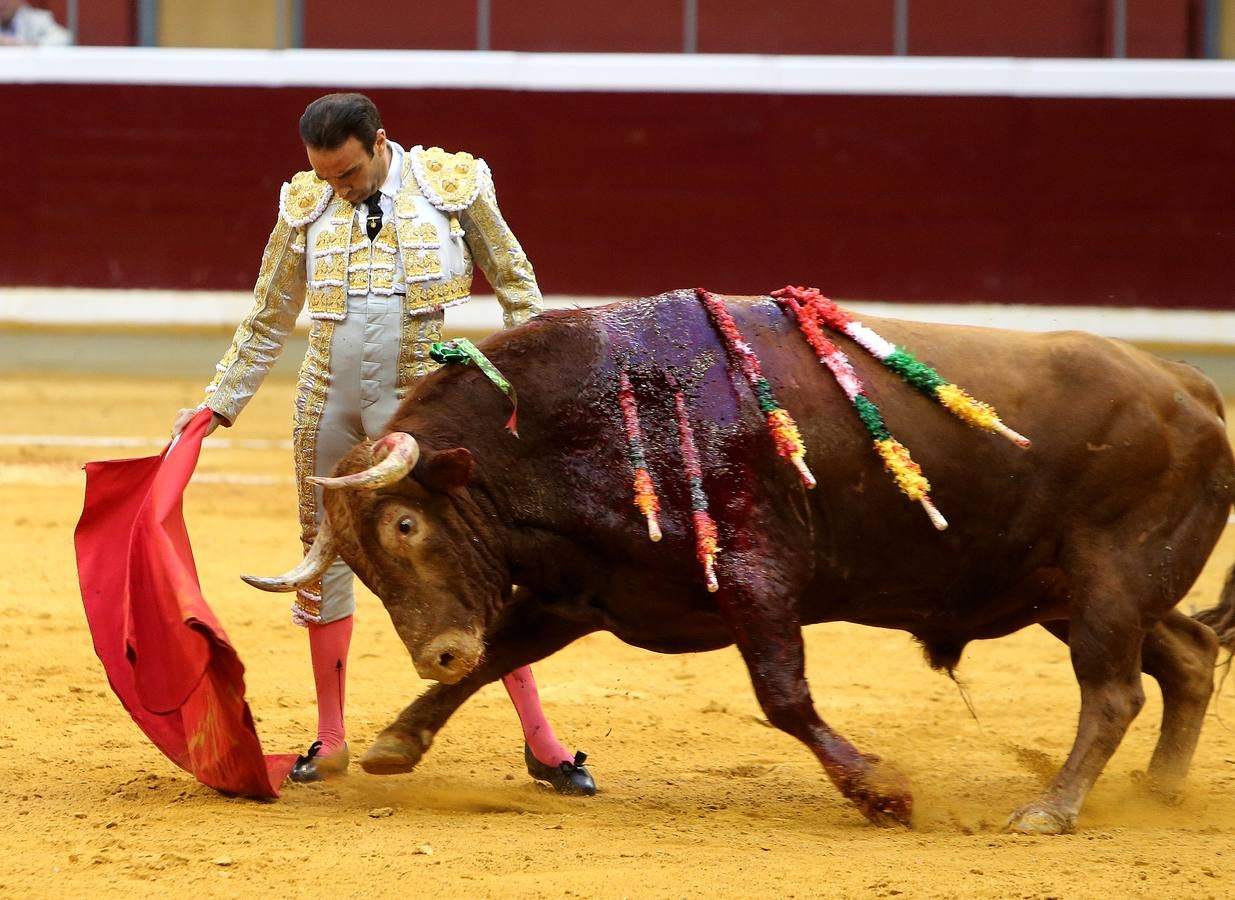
[308,614,353,756]
[502,665,572,766]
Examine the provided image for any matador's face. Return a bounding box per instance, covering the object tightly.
[306,129,389,206]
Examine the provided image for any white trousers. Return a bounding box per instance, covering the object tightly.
[294,292,443,624]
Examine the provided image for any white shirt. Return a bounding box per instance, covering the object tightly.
[361,140,404,234]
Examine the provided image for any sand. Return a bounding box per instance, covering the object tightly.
[2,369,1234,899]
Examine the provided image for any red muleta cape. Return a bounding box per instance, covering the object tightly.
[74,408,295,797]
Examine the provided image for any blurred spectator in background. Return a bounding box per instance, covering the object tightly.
[0,0,70,46]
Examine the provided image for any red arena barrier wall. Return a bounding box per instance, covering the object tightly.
[4,53,1234,310]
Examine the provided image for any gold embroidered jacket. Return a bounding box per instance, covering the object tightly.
[203,145,542,424]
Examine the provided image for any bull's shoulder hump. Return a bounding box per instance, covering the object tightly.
[1030,331,1225,415]
[280,170,334,227]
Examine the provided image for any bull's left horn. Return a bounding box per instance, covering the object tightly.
[241,517,339,592]
[308,432,420,491]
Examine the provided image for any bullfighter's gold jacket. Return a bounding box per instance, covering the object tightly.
[202,144,542,424]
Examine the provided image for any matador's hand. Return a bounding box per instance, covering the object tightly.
[172,407,224,439]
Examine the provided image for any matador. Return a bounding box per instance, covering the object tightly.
[173,93,594,792]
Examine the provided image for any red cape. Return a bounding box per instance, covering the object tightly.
[74,409,296,797]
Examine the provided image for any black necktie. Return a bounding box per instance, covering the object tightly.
[364,192,383,240]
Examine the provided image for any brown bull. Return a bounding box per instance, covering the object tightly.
[246,290,1234,834]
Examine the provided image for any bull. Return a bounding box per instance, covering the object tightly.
[245,290,1234,834]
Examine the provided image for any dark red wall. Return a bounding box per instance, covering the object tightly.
[697,0,895,55]
[6,83,1232,309]
[18,1,1212,56]
[297,0,1207,58]
[303,1,476,50]
[909,0,1108,57]
[906,0,1200,57]
[490,0,682,52]
[1126,0,1202,58]
[41,0,134,46]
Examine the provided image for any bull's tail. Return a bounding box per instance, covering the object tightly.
[1194,562,1235,653]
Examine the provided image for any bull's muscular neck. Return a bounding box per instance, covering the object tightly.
[395,310,616,597]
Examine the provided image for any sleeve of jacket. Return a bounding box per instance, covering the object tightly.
[459,166,543,329]
[201,212,308,425]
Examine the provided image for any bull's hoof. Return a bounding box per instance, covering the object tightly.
[1132,769,1185,806]
[524,744,596,796]
[290,741,349,783]
[1005,803,1076,835]
[361,731,429,775]
[850,756,913,828]
[860,793,913,828]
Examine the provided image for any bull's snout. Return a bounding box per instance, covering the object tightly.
[412,629,484,684]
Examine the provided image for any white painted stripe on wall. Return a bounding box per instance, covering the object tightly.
[2,288,1233,347]
[840,301,1235,347]
[4,47,1235,99]
[189,473,292,485]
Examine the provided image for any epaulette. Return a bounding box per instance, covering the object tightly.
[410,145,488,213]
[280,171,334,228]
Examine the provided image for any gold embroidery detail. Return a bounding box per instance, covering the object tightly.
[306,203,353,319]
[411,146,483,212]
[403,270,472,316]
[281,171,333,228]
[394,181,421,217]
[315,222,350,254]
[306,284,346,319]
[369,220,399,293]
[205,214,307,421]
[346,217,372,294]
[343,218,398,296]
[404,249,443,282]
[397,311,444,397]
[371,270,395,293]
[313,253,346,282]
[293,589,322,623]
[293,318,334,550]
[395,218,440,248]
[460,180,542,328]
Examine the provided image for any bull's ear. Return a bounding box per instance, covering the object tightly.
[416,447,474,493]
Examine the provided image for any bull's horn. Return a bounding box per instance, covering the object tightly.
[241,517,339,593]
[308,432,420,491]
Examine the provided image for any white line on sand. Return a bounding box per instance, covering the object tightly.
[0,434,292,450]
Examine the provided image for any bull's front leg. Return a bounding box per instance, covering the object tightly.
[713,574,912,827]
[362,599,595,775]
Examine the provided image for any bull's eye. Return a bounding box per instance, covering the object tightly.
[398,518,413,535]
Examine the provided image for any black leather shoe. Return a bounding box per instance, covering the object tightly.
[290,740,349,783]
[524,743,596,796]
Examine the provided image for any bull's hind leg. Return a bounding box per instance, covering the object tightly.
[1040,611,1217,804]
[1140,611,1218,799]
[1009,580,1148,834]
[714,585,912,827]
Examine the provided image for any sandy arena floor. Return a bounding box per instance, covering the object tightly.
[1,366,1234,898]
